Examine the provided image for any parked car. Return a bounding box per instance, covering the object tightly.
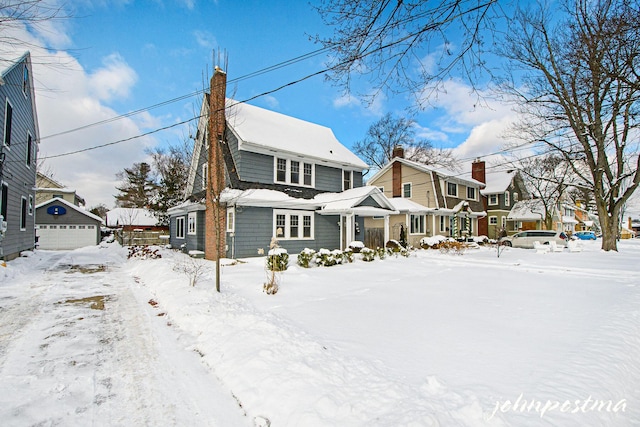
[574,231,597,240]
[499,230,568,249]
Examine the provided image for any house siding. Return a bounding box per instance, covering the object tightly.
[229,206,340,259]
[169,210,205,253]
[0,54,38,260]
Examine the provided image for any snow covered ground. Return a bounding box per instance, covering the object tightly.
[1,239,639,426]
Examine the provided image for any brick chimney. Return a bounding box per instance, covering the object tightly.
[205,66,227,261]
[392,146,404,197]
[471,158,486,184]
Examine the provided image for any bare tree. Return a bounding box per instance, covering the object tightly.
[312,0,500,106]
[499,0,640,251]
[0,1,67,65]
[355,113,458,171]
[515,155,574,230]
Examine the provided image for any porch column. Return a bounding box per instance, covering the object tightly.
[346,213,354,247]
[384,215,390,244]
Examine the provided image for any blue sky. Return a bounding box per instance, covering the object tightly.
[6,0,515,208]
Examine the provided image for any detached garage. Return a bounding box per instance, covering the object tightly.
[35,198,103,250]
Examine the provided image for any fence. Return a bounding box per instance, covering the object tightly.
[116,230,169,246]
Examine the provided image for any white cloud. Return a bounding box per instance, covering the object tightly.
[88,53,138,102]
[193,30,216,49]
[2,21,160,208]
[262,95,279,109]
[332,90,386,117]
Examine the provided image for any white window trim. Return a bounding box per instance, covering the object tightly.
[439,216,447,233]
[446,182,458,197]
[23,63,29,97]
[410,214,425,235]
[488,194,499,206]
[274,157,315,188]
[176,216,186,239]
[504,191,510,207]
[226,207,235,232]
[402,182,412,198]
[342,169,353,191]
[28,195,33,215]
[201,163,208,189]
[20,196,27,231]
[4,98,12,148]
[25,131,33,168]
[501,216,507,228]
[466,186,477,201]
[273,209,314,240]
[187,212,197,235]
[489,216,498,225]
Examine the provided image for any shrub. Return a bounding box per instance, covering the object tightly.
[342,248,354,263]
[266,247,289,271]
[437,240,468,255]
[361,247,375,262]
[315,248,341,267]
[128,245,162,259]
[376,247,387,259]
[348,241,365,253]
[297,248,316,268]
[419,235,448,249]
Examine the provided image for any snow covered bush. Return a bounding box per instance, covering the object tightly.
[342,248,354,263]
[419,235,448,249]
[128,245,162,259]
[264,237,287,295]
[348,241,364,253]
[297,248,316,268]
[376,247,387,260]
[315,248,343,267]
[438,240,467,255]
[361,247,375,262]
[173,257,210,287]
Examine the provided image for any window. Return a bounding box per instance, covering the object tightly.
[513,192,519,203]
[489,216,498,225]
[290,215,299,238]
[59,225,67,229]
[502,217,507,228]
[50,225,57,229]
[303,215,312,238]
[187,212,197,235]
[79,225,86,229]
[467,186,476,200]
[69,225,76,229]
[201,163,208,189]
[4,99,13,147]
[274,210,314,240]
[88,225,95,229]
[447,182,457,197]
[343,170,352,190]
[26,132,33,167]
[23,63,29,95]
[226,208,235,232]
[410,214,425,234]
[176,216,185,239]
[303,163,312,186]
[276,158,287,182]
[1,183,7,220]
[28,195,33,215]
[20,197,27,230]
[439,216,447,233]
[403,183,412,198]
[504,192,510,206]
[275,158,314,187]
[488,194,498,205]
[291,161,300,184]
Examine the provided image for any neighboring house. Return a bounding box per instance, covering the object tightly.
[572,200,600,233]
[35,198,102,250]
[365,146,486,247]
[168,68,397,259]
[35,172,86,207]
[506,199,578,233]
[105,207,164,232]
[0,52,39,260]
[472,160,528,240]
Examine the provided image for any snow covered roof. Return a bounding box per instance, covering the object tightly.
[35,197,103,223]
[507,200,546,221]
[481,170,515,195]
[384,197,431,214]
[367,157,485,187]
[105,208,159,227]
[315,186,397,215]
[226,100,368,170]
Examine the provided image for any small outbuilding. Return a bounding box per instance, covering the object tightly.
[35,198,103,250]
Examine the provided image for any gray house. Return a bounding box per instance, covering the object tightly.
[168,68,396,259]
[0,52,39,260]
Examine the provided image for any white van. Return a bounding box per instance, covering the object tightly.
[500,230,568,249]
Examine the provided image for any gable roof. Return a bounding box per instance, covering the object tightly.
[226,100,368,170]
[481,170,516,195]
[507,199,547,221]
[2,52,40,142]
[367,157,485,187]
[35,197,103,223]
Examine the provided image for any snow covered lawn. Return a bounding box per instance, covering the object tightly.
[1,240,639,426]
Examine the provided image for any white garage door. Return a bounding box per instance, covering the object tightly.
[37,224,97,250]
